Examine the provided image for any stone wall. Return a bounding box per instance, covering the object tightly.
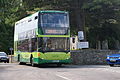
[71,49,120,65]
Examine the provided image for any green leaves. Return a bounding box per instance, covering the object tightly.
[84,0,120,49]
[0,0,21,53]
[0,0,120,51]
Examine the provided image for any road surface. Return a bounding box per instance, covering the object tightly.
[0,63,120,80]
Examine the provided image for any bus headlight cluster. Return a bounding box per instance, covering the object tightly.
[107,57,109,59]
[66,58,69,59]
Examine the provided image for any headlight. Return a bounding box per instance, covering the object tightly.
[119,57,120,59]
[107,57,110,59]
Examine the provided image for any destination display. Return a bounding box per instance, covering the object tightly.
[45,29,65,34]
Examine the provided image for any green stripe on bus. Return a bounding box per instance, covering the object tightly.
[33,58,71,64]
[40,11,68,13]
[37,35,70,37]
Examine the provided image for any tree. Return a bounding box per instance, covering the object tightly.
[0,0,27,53]
[83,0,120,49]
[0,0,120,51]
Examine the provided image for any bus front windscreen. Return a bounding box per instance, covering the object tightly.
[41,13,69,27]
[38,37,70,52]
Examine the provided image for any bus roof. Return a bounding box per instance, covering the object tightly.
[15,12,39,25]
[15,10,68,25]
[39,10,68,13]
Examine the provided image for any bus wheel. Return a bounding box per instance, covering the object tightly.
[19,62,25,65]
[57,64,62,67]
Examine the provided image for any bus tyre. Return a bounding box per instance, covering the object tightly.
[19,62,26,65]
[109,64,114,67]
[32,63,37,67]
[19,62,24,65]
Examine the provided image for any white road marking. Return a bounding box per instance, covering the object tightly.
[93,67,120,74]
[102,68,120,73]
[56,74,71,80]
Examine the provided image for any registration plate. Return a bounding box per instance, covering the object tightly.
[110,59,116,62]
[1,59,6,60]
[52,60,59,62]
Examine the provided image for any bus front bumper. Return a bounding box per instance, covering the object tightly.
[34,58,71,64]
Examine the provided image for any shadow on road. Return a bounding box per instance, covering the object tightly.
[19,63,113,69]
[3,63,120,69]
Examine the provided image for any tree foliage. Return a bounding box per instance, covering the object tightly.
[83,0,120,49]
[0,0,120,52]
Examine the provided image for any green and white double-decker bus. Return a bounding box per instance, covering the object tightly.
[14,10,71,66]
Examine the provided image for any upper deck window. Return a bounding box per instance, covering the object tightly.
[40,13,69,28]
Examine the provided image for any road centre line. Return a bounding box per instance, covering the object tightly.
[56,74,71,80]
